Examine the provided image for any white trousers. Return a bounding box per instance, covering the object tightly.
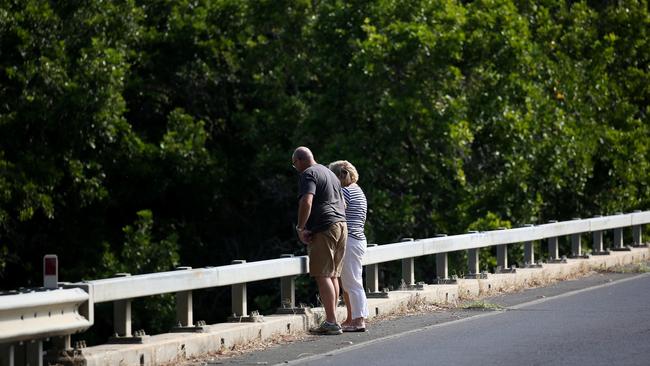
[341,236,369,319]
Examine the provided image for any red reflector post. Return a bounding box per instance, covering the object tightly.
[43,254,58,288]
[45,257,57,275]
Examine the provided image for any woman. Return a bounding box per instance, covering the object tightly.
[328,160,368,332]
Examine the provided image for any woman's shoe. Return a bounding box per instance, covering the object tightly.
[342,324,366,332]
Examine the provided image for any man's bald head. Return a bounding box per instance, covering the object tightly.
[292,146,316,172]
[293,146,314,161]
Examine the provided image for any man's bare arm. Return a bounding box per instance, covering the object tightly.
[297,193,313,243]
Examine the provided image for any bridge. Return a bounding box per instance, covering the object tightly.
[1,211,649,365]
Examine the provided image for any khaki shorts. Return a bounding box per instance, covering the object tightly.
[308,222,347,277]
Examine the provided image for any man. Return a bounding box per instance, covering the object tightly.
[292,146,347,335]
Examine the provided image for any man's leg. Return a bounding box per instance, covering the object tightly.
[313,222,346,325]
[331,276,340,315]
[315,276,337,324]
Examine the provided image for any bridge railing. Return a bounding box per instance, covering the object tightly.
[1,211,649,364]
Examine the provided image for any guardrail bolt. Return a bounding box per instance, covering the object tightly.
[134,329,146,337]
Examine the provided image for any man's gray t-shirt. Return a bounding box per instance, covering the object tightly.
[298,164,346,233]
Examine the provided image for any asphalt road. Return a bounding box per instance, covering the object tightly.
[205,270,650,366]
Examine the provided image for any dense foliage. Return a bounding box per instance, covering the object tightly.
[1,0,648,337]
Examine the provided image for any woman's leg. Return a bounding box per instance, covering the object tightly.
[341,237,368,327]
[342,290,353,326]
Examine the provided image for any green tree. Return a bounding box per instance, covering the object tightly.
[0,0,142,284]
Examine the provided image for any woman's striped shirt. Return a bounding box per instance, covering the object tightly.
[342,183,367,241]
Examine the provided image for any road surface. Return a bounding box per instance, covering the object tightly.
[202,270,650,366]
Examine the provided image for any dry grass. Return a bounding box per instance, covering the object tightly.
[461,300,503,311]
[478,264,596,297]
[367,293,453,324]
[165,331,310,366]
[598,262,650,274]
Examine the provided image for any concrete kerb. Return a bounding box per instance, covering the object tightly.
[61,247,649,366]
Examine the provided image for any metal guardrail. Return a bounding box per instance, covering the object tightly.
[364,212,650,264]
[85,211,650,302]
[0,211,648,365]
[88,256,309,303]
[0,288,91,344]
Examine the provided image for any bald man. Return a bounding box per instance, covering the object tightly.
[292,146,347,335]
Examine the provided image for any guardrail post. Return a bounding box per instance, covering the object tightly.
[592,230,603,253]
[465,231,481,278]
[523,241,534,265]
[570,233,582,257]
[610,212,632,251]
[522,224,536,266]
[632,212,645,247]
[591,216,610,255]
[435,234,449,282]
[175,267,193,327]
[113,273,132,337]
[548,236,559,260]
[569,218,588,258]
[114,300,132,337]
[592,229,606,255]
[468,248,479,276]
[496,245,508,270]
[632,225,642,246]
[231,260,247,317]
[13,344,23,366]
[612,227,625,250]
[436,252,448,281]
[280,254,296,308]
[400,238,415,286]
[365,244,379,294]
[1,344,14,366]
[495,228,513,272]
[26,340,43,366]
[51,335,72,353]
[546,220,560,261]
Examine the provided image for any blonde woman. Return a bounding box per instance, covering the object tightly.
[329,160,368,332]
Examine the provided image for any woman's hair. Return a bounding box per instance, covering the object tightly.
[328,160,359,187]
